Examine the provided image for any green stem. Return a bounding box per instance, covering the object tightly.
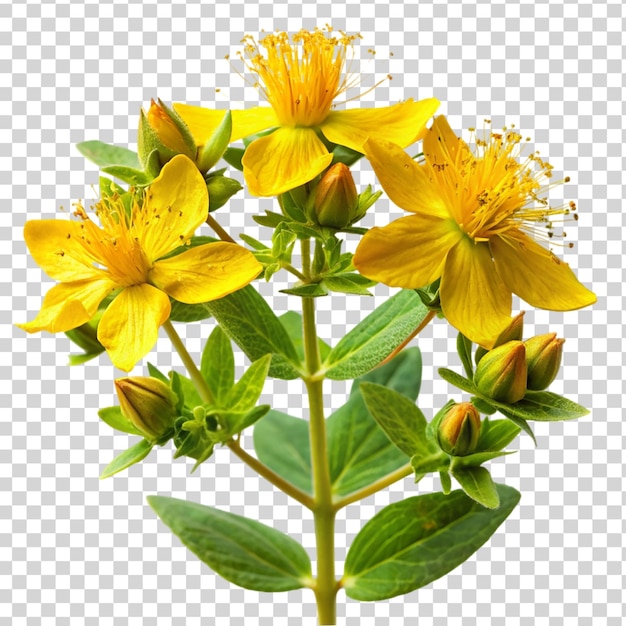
[206,213,236,243]
[302,240,337,624]
[333,463,413,511]
[163,319,312,506]
[228,439,314,508]
[162,319,214,404]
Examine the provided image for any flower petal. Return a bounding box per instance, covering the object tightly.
[363,138,450,218]
[322,98,440,151]
[491,232,596,311]
[150,242,261,303]
[173,104,280,144]
[242,127,333,197]
[440,237,513,348]
[17,279,116,334]
[23,220,104,282]
[97,284,171,372]
[423,115,472,168]
[136,155,208,261]
[354,214,462,288]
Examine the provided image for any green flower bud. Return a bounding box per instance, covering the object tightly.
[196,111,232,173]
[138,99,196,170]
[525,333,565,391]
[314,163,358,229]
[206,174,243,212]
[114,377,178,442]
[474,340,527,404]
[475,311,525,364]
[437,402,482,456]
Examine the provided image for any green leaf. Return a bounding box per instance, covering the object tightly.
[328,349,422,498]
[201,326,235,403]
[76,140,141,169]
[253,411,312,495]
[360,382,433,457]
[410,452,449,476]
[471,397,497,415]
[253,210,286,229]
[278,311,332,363]
[437,367,477,395]
[323,290,429,380]
[506,390,589,422]
[203,285,301,379]
[457,333,474,379]
[439,471,452,494]
[99,176,127,197]
[451,466,500,509]
[496,411,536,445]
[100,439,153,479]
[477,418,521,451]
[219,405,271,439]
[223,354,271,412]
[98,406,143,436]
[65,314,106,365]
[147,496,312,592]
[331,144,364,167]
[175,374,204,410]
[222,146,245,171]
[322,274,375,296]
[101,165,152,186]
[343,484,521,600]
[169,300,214,323]
[280,283,329,298]
[450,450,514,467]
[147,363,169,385]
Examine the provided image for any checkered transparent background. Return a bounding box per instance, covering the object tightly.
[2,0,624,624]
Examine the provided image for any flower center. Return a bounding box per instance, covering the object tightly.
[240,28,359,127]
[74,196,153,287]
[430,124,573,246]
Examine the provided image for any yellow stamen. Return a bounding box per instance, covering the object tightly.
[239,27,361,127]
[426,123,573,247]
[72,196,152,288]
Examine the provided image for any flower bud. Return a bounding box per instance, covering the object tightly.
[206,174,243,212]
[114,377,178,441]
[313,163,358,229]
[524,333,565,391]
[475,311,525,364]
[138,99,196,170]
[474,340,527,404]
[437,402,481,456]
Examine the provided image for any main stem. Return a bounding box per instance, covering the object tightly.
[302,243,337,624]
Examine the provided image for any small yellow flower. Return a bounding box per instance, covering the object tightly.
[174,28,439,197]
[354,116,596,348]
[18,155,261,371]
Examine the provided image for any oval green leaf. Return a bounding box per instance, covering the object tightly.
[343,484,520,600]
[203,285,301,379]
[147,496,312,592]
[323,290,429,380]
[100,439,153,479]
[328,348,422,498]
[253,411,312,495]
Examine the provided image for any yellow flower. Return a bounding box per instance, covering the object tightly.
[18,155,262,371]
[174,28,439,197]
[354,116,596,348]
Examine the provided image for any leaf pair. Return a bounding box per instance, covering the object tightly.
[147,484,520,600]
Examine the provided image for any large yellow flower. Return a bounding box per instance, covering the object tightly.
[354,116,596,348]
[174,28,439,197]
[18,155,261,371]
